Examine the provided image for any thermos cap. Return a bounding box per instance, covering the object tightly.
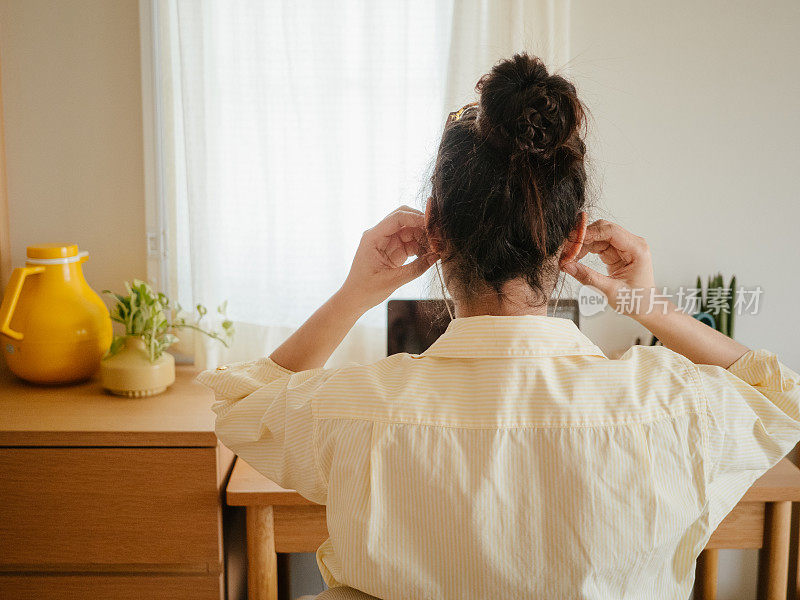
[26,245,79,260]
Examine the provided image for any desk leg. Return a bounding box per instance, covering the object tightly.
[695,548,719,600]
[764,501,792,600]
[247,506,278,600]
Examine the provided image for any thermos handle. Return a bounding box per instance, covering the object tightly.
[0,266,46,341]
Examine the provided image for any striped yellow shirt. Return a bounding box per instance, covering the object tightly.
[198,315,800,600]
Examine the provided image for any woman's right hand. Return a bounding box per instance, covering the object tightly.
[561,219,656,318]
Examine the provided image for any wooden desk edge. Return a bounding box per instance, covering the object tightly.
[226,458,800,506]
[0,430,219,447]
[741,459,800,502]
[226,490,318,507]
[227,492,800,508]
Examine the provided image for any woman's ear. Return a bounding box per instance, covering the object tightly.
[559,211,588,266]
[425,196,442,254]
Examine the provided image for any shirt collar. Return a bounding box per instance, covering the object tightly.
[421,315,606,359]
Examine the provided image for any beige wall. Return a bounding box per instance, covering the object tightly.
[570,0,800,369]
[0,0,145,295]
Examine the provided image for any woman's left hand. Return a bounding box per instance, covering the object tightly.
[339,206,438,312]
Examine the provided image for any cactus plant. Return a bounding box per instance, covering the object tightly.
[694,273,736,338]
[696,275,705,313]
[727,275,736,338]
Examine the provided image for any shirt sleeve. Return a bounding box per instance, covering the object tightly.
[196,358,334,504]
[697,349,800,525]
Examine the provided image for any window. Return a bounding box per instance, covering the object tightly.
[143,0,568,367]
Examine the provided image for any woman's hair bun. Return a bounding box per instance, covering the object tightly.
[476,53,584,160]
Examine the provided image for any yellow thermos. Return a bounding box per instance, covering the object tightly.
[0,245,112,384]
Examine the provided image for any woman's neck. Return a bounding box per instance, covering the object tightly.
[452,278,550,318]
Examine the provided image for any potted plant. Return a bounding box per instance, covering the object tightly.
[100,280,233,397]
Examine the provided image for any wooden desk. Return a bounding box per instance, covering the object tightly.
[227,458,800,600]
[0,366,237,600]
[695,459,800,600]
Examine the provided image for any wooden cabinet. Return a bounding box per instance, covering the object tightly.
[0,366,236,599]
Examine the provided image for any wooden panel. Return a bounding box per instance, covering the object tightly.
[706,502,764,549]
[217,443,235,490]
[0,573,222,600]
[0,447,223,567]
[227,458,317,506]
[273,505,329,553]
[0,367,217,447]
[742,459,800,502]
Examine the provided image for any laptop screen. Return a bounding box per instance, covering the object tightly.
[387,299,579,355]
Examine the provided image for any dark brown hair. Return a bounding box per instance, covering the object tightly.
[429,53,587,303]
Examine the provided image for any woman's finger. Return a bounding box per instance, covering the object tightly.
[395,252,438,285]
[388,239,420,267]
[562,261,615,297]
[402,239,422,258]
[583,220,646,257]
[397,225,427,249]
[383,231,423,268]
[382,236,404,267]
[392,204,424,215]
[380,224,423,250]
[369,209,426,240]
[581,240,624,267]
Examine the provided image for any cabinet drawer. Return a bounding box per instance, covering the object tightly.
[0,448,222,567]
[0,573,222,600]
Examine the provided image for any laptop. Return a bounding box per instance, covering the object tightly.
[387,299,579,356]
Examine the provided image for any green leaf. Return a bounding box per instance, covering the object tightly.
[105,336,126,358]
[159,333,179,347]
[728,275,737,339]
[696,275,705,313]
[718,305,729,337]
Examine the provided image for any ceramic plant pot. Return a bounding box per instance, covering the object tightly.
[100,336,175,398]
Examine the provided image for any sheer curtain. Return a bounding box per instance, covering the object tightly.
[149,0,570,369]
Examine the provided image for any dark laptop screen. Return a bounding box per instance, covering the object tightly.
[387,299,579,355]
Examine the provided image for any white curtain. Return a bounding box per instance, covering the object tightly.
[150,0,570,369]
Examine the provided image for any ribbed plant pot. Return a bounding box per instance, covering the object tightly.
[100,336,175,398]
